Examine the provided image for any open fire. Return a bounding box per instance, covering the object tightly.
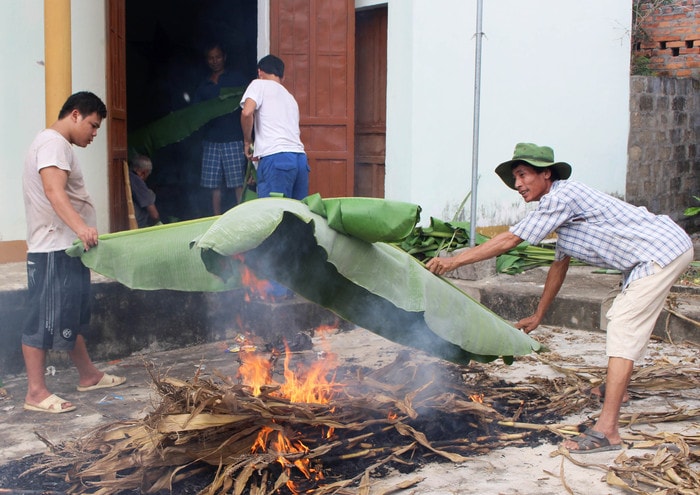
[238,328,340,493]
[18,261,573,494]
[24,329,570,495]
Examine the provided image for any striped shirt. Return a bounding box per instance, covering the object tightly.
[510,180,692,288]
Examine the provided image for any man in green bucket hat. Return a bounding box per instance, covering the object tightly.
[427,142,693,454]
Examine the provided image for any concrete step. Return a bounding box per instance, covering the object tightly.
[452,265,700,345]
[1,263,698,377]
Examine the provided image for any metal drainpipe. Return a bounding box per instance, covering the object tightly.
[469,0,484,247]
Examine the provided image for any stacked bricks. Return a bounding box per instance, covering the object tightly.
[634,0,700,78]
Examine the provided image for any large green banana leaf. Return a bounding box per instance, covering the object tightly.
[128,87,245,157]
[67,197,542,364]
[195,198,542,364]
[65,217,237,292]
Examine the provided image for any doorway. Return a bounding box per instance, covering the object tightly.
[354,6,387,198]
[124,0,258,221]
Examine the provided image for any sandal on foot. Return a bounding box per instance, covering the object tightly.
[77,373,126,392]
[24,394,76,414]
[565,428,622,454]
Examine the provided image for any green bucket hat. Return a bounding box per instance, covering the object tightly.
[494,142,572,190]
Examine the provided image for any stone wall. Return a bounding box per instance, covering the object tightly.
[627,75,700,233]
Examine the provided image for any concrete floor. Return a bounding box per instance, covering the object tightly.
[0,325,698,495]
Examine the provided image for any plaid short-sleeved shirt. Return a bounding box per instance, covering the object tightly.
[510,180,692,288]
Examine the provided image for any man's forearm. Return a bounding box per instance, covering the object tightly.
[453,231,523,265]
[535,257,570,318]
[241,113,254,144]
[44,182,90,235]
[426,231,523,275]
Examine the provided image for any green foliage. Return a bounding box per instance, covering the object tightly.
[631,55,655,76]
[398,219,582,275]
[684,196,700,217]
[128,86,245,157]
[71,198,542,364]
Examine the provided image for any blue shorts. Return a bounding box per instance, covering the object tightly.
[22,251,90,351]
[200,140,246,189]
[257,152,310,200]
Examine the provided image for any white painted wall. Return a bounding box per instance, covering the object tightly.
[0,2,46,244]
[0,0,632,246]
[71,1,109,233]
[383,0,632,226]
[0,0,109,244]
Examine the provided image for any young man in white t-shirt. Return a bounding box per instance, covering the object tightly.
[22,91,126,414]
[240,54,310,200]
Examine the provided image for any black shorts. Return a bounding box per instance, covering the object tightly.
[22,251,91,351]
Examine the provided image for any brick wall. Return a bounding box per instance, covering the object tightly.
[627,76,700,233]
[633,0,700,78]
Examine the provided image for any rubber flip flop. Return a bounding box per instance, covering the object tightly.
[76,373,126,392]
[24,394,76,414]
[565,428,622,454]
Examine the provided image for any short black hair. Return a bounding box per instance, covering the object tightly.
[203,40,225,57]
[257,54,285,78]
[58,91,107,120]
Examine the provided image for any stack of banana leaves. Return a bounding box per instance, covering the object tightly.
[68,195,544,365]
[399,217,582,275]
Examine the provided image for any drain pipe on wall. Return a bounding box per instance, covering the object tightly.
[469,0,484,247]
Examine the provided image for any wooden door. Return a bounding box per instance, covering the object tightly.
[270,0,355,198]
[106,0,129,232]
[354,7,387,197]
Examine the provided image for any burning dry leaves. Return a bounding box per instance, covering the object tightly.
[21,339,554,495]
[17,333,700,495]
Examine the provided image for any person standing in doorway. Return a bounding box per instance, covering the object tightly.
[22,91,126,414]
[240,54,309,200]
[193,41,248,214]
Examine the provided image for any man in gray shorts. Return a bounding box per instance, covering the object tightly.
[427,143,693,454]
[22,91,126,413]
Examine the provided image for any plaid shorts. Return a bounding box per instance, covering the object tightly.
[200,140,246,189]
[22,251,90,351]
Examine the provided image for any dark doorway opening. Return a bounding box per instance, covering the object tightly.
[125,0,257,221]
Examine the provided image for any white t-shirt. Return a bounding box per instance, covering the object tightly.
[23,129,96,252]
[240,79,305,157]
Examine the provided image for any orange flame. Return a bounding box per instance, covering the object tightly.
[252,425,325,489]
[235,254,272,301]
[241,325,342,491]
[470,393,484,403]
[236,325,342,404]
[278,340,339,404]
[236,351,272,396]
